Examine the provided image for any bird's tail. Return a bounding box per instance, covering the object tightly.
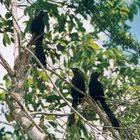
[68,100,78,127]
[35,44,46,68]
[100,100,120,130]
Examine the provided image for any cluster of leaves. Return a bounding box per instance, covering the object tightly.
[0,12,13,46]
[0,0,140,139]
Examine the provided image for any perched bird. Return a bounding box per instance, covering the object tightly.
[68,68,85,126]
[30,11,45,38]
[30,11,46,68]
[34,41,46,68]
[89,72,120,130]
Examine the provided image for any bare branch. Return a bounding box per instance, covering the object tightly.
[31,112,72,116]
[16,121,26,140]
[0,121,14,127]
[0,87,7,91]
[0,53,15,76]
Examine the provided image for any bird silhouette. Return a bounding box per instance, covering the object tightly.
[30,11,46,68]
[89,72,120,130]
[68,68,85,126]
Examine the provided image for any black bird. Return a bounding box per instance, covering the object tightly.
[30,11,46,68]
[34,41,46,68]
[68,68,85,126]
[31,11,45,38]
[89,72,120,130]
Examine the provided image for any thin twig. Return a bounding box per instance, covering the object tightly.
[0,53,15,77]
[0,87,7,92]
[17,121,26,140]
[0,121,14,127]
[31,112,72,116]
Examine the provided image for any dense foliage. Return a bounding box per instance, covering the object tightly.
[0,0,140,139]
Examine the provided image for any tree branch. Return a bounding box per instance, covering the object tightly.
[11,0,21,59]
[31,112,72,116]
[0,121,14,127]
[0,86,50,139]
[2,1,51,138]
[88,98,121,139]
[0,53,15,77]
[7,90,50,140]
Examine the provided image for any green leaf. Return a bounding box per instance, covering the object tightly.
[0,91,6,101]
[45,95,61,103]
[69,33,79,41]
[58,14,67,33]
[3,32,10,45]
[5,113,13,122]
[5,12,12,19]
[48,121,57,128]
[3,74,11,88]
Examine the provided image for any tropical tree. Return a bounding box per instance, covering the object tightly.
[0,0,140,139]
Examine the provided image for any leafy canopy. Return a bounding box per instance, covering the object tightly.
[0,0,140,139]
